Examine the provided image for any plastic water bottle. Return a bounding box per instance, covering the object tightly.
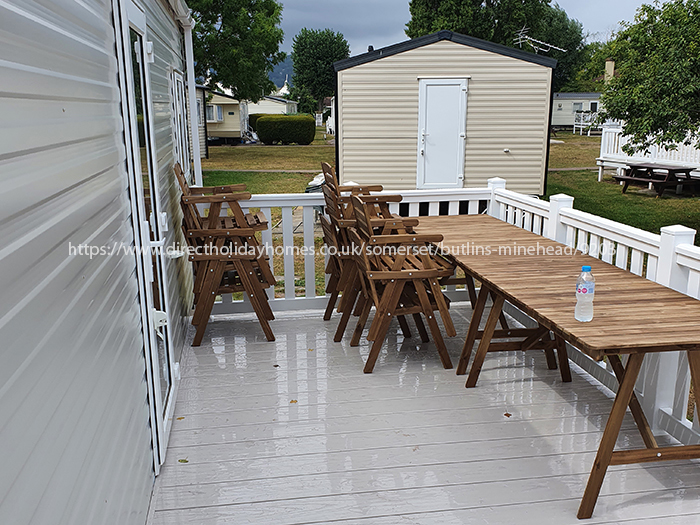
[575,265,595,322]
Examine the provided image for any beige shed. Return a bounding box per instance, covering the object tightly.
[333,31,557,195]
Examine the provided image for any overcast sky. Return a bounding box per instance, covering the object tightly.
[278,0,658,56]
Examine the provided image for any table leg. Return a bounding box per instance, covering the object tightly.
[687,351,700,417]
[554,334,572,383]
[577,353,645,519]
[456,284,489,375]
[607,355,657,449]
[466,294,505,388]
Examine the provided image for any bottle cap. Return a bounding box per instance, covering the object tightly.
[582,265,591,272]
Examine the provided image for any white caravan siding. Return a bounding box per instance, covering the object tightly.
[551,93,601,127]
[0,0,189,524]
[207,94,241,138]
[337,40,552,195]
[248,97,297,114]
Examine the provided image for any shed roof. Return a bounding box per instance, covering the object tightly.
[334,30,557,72]
[554,92,601,99]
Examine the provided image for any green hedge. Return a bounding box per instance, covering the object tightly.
[256,115,316,145]
[248,113,265,132]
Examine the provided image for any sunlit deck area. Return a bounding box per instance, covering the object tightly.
[148,303,700,525]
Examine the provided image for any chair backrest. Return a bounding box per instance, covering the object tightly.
[174,162,190,196]
[321,162,338,190]
[320,215,340,254]
[350,195,374,241]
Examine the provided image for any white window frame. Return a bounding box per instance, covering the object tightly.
[206,104,223,122]
[196,98,203,126]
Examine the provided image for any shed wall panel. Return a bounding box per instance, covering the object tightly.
[337,40,552,194]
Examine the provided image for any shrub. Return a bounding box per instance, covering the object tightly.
[248,113,265,132]
[256,115,316,145]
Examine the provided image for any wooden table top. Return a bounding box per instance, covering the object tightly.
[419,215,700,360]
[627,163,694,173]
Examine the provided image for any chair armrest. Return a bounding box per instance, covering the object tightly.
[358,194,403,203]
[185,228,257,238]
[182,192,252,204]
[188,184,247,195]
[338,184,384,193]
[368,234,443,245]
[366,269,438,280]
[188,253,257,261]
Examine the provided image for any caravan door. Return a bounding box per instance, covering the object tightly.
[417,78,468,189]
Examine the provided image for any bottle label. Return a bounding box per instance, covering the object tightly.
[576,283,595,295]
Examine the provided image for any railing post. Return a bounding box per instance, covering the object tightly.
[546,194,574,243]
[487,177,506,217]
[640,224,696,431]
[657,225,696,291]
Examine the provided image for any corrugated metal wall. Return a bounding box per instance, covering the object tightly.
[0,0,190,523]
[337,40,552,195]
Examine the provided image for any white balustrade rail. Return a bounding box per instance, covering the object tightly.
[211,188,492,315]
[207,177,700,447]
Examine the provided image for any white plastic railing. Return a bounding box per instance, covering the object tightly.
[211,188,491,315]
[599,125,700,167]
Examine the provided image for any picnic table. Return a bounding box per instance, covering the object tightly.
[612,162,698,197]
[419,214,700,519]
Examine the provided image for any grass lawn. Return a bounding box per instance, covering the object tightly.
[548,132,601,169]
[202,128,334,171]
[312,126,334,145]
[546,169,700,245]
[202,170,314,194]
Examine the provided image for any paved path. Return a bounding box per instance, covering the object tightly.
[548,167,598,171]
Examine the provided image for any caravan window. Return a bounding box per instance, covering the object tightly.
[206,104,223,122]
[573,102,583,112]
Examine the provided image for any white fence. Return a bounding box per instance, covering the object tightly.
[573,111,601,136]
[212,177,700,447]
[599,124,700,181]
[489,178,700,447]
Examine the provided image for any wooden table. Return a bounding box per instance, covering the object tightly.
[419,215,700,519]
[613,162,698,197]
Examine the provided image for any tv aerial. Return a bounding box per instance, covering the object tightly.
[514,27,566,54]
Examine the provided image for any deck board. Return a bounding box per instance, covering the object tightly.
[149,306,700,524]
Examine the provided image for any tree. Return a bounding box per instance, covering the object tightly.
[405,0,586,90]
[291,28,350,113]
[189,0,285,102]
[600,0,700,153]
[561,41,612,93]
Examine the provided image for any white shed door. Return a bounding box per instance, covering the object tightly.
[417,78,468,189]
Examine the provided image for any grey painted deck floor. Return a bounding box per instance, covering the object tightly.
[149,304,700,524]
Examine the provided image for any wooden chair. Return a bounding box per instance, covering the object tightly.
[174,164,276,345]
[348,195,457,373]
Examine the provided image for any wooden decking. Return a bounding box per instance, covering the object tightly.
[148,304,700,524]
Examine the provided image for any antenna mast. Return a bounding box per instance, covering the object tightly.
[513,27,567,54]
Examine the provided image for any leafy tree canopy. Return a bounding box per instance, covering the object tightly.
[291,28,350,112]
[189,0,285,102]
[561,41,612,93]
[405,0,586,91]
[600,0,700,153]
